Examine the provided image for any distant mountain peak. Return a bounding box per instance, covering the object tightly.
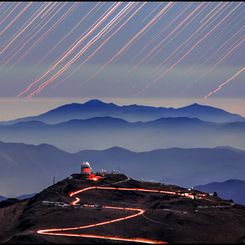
[184,103,211,109]
[84,99,105,105]
[190,103,200,106]
[180,102,231,113]
[83,99,118,108]
[103,146,134,154]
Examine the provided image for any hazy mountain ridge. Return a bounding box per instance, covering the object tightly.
[0,116,218,128]
[0,195,7,201]
[0,116,244,152]
[1,99,244,124]
[1,141,245,198]
[195,179,245,205]
[0,194,36,202]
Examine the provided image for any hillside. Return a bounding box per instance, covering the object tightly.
[1,141,245,198]
[195,179,245,205]
[1,99,244,124]
[0,173,244,244]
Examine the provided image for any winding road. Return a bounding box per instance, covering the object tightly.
[36,178,199,244]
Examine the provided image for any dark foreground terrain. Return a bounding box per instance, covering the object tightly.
[0,173,245,244]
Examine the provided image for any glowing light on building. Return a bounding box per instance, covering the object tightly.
[81,162,92,176]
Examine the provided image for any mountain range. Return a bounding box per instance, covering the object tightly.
[1,100,244,204]
[0,194,35,202]
[1,99,244,124]
[1,141,245,199]
[0,116,244,152]
[0,99,244,152]
[195,179,245,205]
[0,195,6,202]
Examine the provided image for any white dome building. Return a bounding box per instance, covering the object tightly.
[81,161,92,175]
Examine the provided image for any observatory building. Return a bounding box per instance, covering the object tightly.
[78,161,103,181]
[81,161,92,175]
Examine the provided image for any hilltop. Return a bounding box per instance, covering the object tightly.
[0,173,244,244]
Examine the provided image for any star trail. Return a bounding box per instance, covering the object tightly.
[0,2,243,98]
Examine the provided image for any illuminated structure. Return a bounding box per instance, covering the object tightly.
[80,161,103,181]
[81,162,92,175]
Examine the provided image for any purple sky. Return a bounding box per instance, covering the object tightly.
[0,2,244,117]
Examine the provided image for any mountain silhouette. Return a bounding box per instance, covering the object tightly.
[1,99,244,125]
[0,195,7,201]
[1,141,245,198]
[0,116,244,152]
[195,179,245,205]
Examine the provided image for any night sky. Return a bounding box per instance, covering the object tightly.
[0,2,244,119]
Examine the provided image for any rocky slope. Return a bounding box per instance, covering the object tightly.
[0,173,244,244]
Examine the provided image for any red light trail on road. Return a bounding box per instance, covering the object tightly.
[36,179,203,243]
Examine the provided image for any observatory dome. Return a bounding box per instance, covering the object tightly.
[81,162,91,168]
